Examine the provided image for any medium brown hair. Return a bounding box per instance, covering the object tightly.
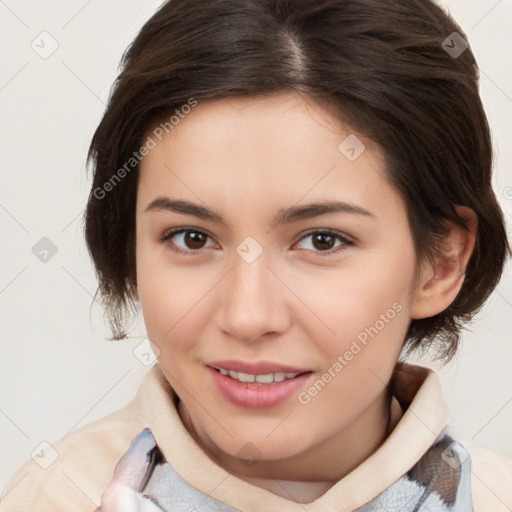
[84,0,510,361]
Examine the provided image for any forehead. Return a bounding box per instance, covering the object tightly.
[137,93,405,222]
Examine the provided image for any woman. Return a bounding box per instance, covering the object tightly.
[2,0,510,510]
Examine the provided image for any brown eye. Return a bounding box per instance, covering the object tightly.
[311,233,336,251]
[183,231,207,249]
[295,230,353,255]
[161,229,216,254]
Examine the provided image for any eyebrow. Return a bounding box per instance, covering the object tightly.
[144,196,375,226]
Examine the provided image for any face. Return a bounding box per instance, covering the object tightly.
[135,93,425,479]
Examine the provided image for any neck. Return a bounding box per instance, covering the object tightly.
[179,387,396,503]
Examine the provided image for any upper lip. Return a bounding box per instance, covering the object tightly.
[207,360,312,375]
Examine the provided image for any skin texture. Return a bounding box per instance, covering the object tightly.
[133,92,477,503]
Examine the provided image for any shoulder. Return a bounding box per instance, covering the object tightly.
[462,441,512,512]
[0,398,145,512]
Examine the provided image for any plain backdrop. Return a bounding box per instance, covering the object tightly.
[1,0,511,494]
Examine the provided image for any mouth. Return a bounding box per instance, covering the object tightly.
[206,360,314,408]
[210,367,310,384]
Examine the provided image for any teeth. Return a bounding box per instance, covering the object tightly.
[217,368,301,384]
[255,374,273,384]
[238,372,256,383]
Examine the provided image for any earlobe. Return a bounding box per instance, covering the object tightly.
[411,206,478,320]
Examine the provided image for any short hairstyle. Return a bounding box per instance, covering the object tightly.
[84,0,510,361]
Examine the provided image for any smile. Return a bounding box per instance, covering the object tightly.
[216,368,302,384]
[207,362,313,409]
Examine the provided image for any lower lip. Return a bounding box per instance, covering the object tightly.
[207,366,312,409]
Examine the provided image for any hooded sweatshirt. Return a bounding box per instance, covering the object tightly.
[1,363,511,511]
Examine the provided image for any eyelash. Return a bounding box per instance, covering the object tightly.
[159,228,354,257]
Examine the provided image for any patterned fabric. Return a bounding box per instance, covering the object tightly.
[96,427,473,511]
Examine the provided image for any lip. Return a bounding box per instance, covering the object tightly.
[207,359,311,375]
[206,363,313,409]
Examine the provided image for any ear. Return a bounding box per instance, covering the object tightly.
[411,206,478,320]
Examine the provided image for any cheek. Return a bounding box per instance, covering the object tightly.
[295,247,415,356]
[136,245,187,341]
[298,259,412,434]
[135,243,219,358]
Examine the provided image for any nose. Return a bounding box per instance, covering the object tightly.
[216,250,291,343]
